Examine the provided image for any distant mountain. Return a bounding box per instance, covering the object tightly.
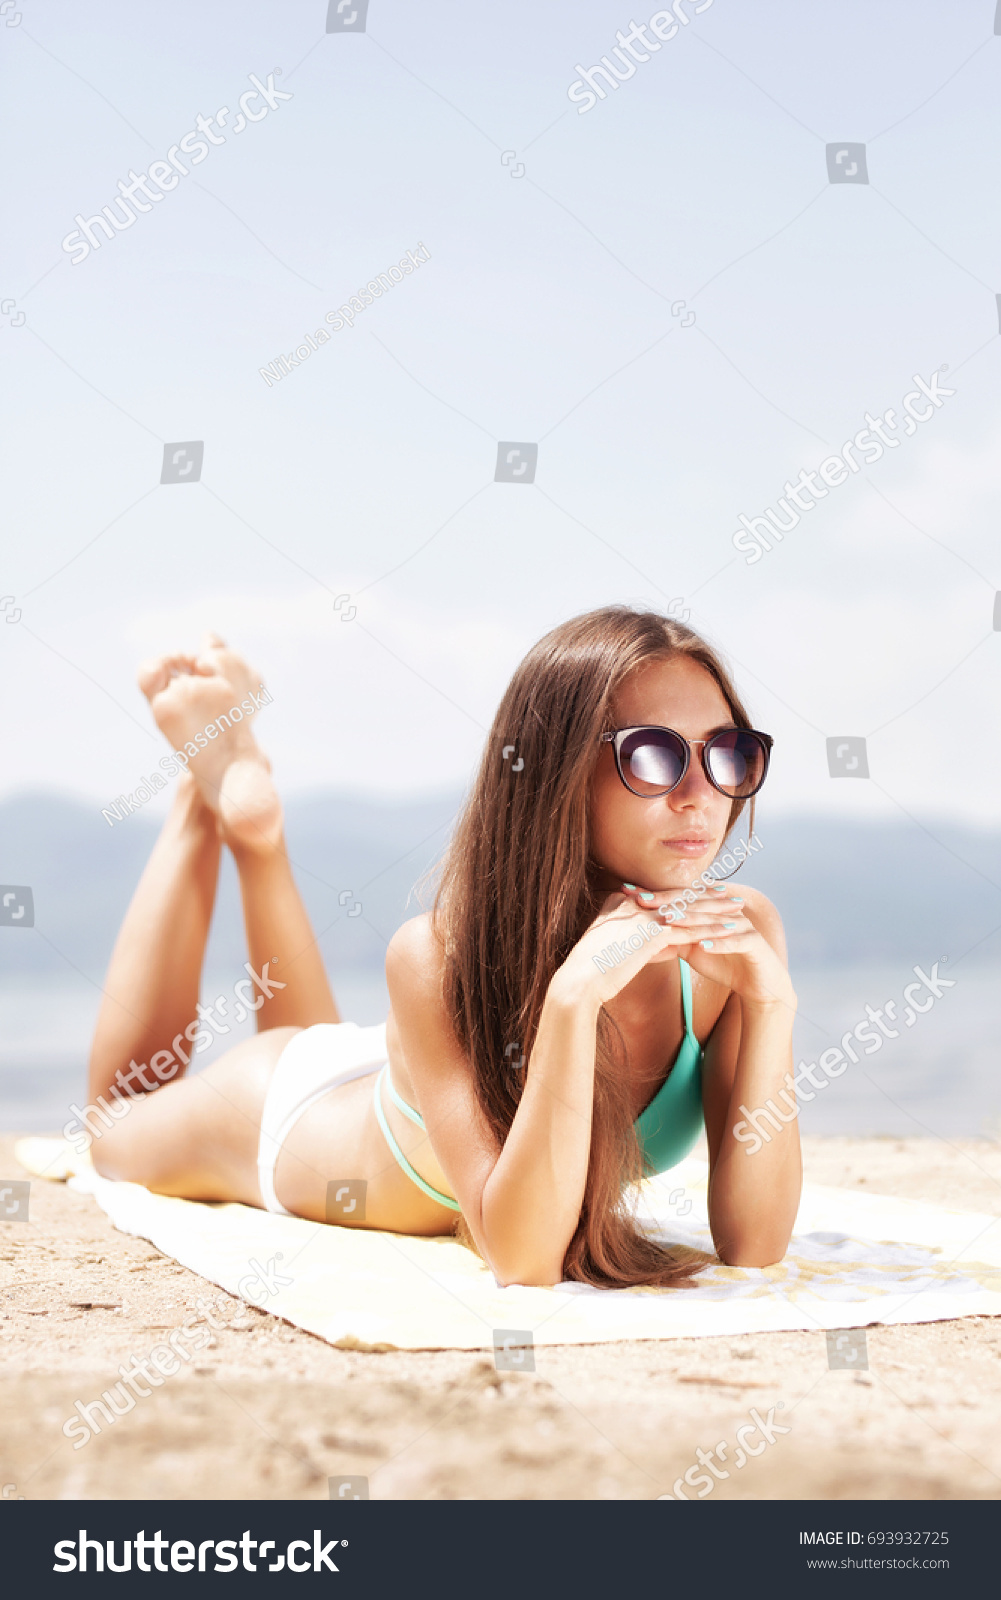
[0,791,999,984]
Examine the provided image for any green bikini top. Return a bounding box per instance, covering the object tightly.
[378,957,705,1211]
[633,957,705,1175]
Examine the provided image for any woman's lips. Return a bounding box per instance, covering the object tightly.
[659,837,713,856]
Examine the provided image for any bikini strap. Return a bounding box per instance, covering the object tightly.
[679,957,695,1037]
[373,1066,461,1212]
[383,1067,426,1130]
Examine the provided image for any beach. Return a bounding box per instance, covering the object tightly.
[2,1132,1000,1502]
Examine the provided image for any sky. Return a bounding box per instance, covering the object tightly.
[1,0,999,837]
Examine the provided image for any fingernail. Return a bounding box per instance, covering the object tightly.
[728,898,744,905]
[701,940,714,949]
[623,883,638,891]
[722,921,737,929]
[639,892,655,903]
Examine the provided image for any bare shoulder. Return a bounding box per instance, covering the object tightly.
[385,911,446,1002]
[731,883,787,961]
[386,914,479,1105]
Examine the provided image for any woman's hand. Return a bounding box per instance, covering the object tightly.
[550,890,739,1010]
[618,882,795,1011]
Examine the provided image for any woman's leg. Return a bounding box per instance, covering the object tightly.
[86,635,339,1200]
[87,772,221,1110]
[228,838,341,1033]
[151,632,341,1031]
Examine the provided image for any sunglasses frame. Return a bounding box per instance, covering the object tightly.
[600,725,774,800]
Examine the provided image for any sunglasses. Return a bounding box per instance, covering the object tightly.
[600,725,773,800]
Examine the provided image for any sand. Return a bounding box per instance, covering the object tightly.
[2,1133,1001,1501]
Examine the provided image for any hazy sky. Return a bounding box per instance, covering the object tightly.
[2,0,999,836]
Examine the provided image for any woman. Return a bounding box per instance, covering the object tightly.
[86,607,800,1289]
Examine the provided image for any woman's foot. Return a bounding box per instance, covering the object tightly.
[138,633,283,851]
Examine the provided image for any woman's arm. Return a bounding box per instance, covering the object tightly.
[678,889,801,1265]
[386,896,721,1286]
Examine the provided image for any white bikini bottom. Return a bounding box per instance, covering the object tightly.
[256,1021,388,1216]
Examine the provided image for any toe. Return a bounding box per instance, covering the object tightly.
[195,632,230,675]
[137,654,178,699]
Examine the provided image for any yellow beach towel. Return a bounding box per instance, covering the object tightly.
[16,1137,1001,1351]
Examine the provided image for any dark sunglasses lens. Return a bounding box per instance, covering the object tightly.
[706,731,766,796]
[619,728,686,795]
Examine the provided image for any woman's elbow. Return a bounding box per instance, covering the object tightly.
[482,1235,566,1288]
[715,1232,791,1269]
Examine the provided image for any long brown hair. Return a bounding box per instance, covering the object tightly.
[433,606,757,1288]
